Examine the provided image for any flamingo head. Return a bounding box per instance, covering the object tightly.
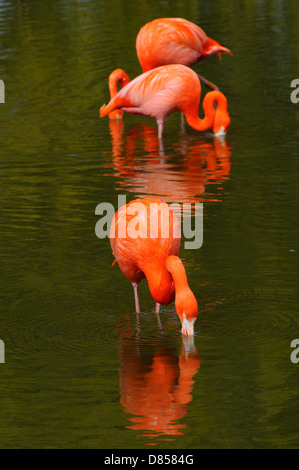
[99,102,108,118]
[213,106,231,136]
[165,255,198,336]
[108,109,124,120]
[207,91,231,136]
[176,293,198,336]
[204,38,233,60]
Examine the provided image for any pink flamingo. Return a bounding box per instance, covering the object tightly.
[100,64,230,138]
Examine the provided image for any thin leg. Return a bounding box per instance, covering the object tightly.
[133,283,140,313]
[136,311,141,338]
[196,73,219,91]
[158,138,165,157]
[157,119,165,140]
[156,302,160,314]
[155,308,165,335]
[180,112,185,133]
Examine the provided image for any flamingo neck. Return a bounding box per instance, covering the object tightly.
[165,255,198,324]
[107,69,130,120]
[142,263,175,306]
[184,91,229,134]
[165,255,189,293]
[108,69,130,98]
[184,93,215,132]
[209,91,230,135]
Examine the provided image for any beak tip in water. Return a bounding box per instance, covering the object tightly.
[181,315,195,336]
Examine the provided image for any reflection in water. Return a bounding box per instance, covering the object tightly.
[105,121,231,203]
[118,315,201,444]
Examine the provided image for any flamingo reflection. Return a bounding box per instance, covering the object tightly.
[105,121,231,203]
[118,315,201,443]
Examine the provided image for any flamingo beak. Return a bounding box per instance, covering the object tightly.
[99,103,108,118]
[214,126,227,137]
[181,314,195,336]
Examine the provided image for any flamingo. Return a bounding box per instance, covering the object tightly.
[136,17,233,90]
[110,197,198,335]
[100,64,231,139]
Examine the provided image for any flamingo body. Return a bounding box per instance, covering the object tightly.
[136,18,232,73]
[100,64,230,138]
[110,197,198,334]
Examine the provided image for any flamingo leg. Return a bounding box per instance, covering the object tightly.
[155,307,165,335]
[158,138,165,157]
[180,112,185,133]
[196,73,219,91]
[157,119,165,139]
[136,311,141,338]
[156,312,163,331]
[132,283,140,313]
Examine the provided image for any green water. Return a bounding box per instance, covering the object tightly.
[0,0,299,449]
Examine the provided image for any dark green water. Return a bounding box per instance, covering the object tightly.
[0,0,299,449]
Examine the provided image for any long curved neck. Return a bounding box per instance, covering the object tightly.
[108,69,130,98]
[184,90,226,133]
[165,255,198,326]
[165,255,189,293]
[142,263,175,305]
[106,69,130,120]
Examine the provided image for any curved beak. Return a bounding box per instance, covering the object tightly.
[181,314,195,336]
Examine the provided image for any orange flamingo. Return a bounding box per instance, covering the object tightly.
[100,64,230,139]
[110,197,198,335]
[136,17,232,90]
